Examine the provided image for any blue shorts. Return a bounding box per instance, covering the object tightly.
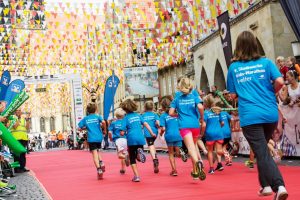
[166,141,182,147]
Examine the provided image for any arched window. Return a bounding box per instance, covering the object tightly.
[200,67,209,94]
[40,117,45,133]
[50,116,55,131]
[214,60,226,91]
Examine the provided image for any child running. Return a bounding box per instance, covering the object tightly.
[202,95,224,174]
[169,77,206,180]
[120,99,155,182]
[141,101,160,173]
[108,108,129,174]
[78,103,106,180]
[160,97,187,176]
[216,102,233,167]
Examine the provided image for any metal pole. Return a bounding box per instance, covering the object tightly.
[70,80,77,147]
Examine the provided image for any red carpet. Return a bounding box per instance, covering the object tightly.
[27,150,300,200]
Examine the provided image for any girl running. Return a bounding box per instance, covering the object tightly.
[216,101,233,167]
[141,101,160,173]
[120,99,155,182]
[202,95,224,174]
[160,97,187,176]
[78,103,106,180]
[108,108,129,174]
[169,77,206,180]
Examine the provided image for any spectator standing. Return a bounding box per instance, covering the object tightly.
[10,109,31,173]
[276,56,289,82]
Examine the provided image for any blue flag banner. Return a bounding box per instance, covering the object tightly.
[0,70,11,101]
[103,74,120,120]
[4,79,25,109]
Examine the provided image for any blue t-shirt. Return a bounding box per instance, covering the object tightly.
[159,112,182,143]
[108,119,126,142]
[204,110,224,141]
[78,114,104,143]
[220,111,232,139]
[121,112,146,146]
[142,111,159,138]
[227,58,281,127]
[174,89,203,103]
[170,93,201,129]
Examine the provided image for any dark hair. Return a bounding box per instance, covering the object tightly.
[120,99,138,113]
[287,70,298,79]
[160,96,172,112]
[232,31,261,62]
[86,103,97,114]
[144,101,154,111]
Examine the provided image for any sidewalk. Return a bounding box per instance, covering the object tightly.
[5,171,49,200]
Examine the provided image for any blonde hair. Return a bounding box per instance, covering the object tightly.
[203,95,222,114]
[177,77,193,95]
[144,101,154,111]
[115,108,125,119]
[276,56,284,63]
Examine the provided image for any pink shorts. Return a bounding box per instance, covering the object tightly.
[206,140,224,146]
[180,128,200,139]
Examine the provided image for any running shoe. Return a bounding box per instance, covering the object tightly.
[99,161,105,172]
[125,154,130,167]
[132,176,140,182]
[97,168,103,180]
[257,186,272,196]
[274,186,288,200]
[137,148,146,163]
[170,170,178,176]
[215,163,224,171]
[225,161,232,166]
[245,160,254,169]
[190,171,199,180]
[179,147,188,162]
[120,169,125,174]
[153,159,159,173]
[195,160,206,181]
[208,168,215,174]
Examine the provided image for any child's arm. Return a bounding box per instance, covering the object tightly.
[159,127,165,136]
[155,120,160,129]
[197,103,205,127]
[143,122,156,138]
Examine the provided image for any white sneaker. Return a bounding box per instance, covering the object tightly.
[274,186,288,200]
[258,186,272,196]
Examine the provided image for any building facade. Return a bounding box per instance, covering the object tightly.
[192,1,297,92]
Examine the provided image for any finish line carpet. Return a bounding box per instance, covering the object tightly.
[27,150,300,200]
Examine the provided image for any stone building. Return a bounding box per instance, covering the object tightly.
[158,0,297,96]
[192,0,297,93]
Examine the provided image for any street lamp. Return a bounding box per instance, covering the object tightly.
[291,41,300,62]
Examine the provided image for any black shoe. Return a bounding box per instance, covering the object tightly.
[153,159,159,173]
[23,168,30,172]
[215,163,224,171]
[14,169,23,173]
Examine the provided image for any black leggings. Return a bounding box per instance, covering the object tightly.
[128,145,143,165]
[242,123,284,192]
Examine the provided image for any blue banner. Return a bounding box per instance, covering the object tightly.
[103,73,120,120]
[4,79,25,109]
[0,70,11,101]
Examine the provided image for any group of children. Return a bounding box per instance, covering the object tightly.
[78,77,236,182]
